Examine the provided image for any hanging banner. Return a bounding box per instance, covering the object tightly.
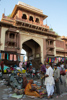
[10,54,13,61]
[1,53,5,59]
[1,53,3,59]
[7,53,9,60]
[0,53,1,60]
[55,57,56,61]
[18,55,20,61]
[49,58,51,62]
[14,55,16,61]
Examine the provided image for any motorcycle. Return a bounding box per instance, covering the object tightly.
[36,70,40,79]
[26,67,40,79]
[9,69,23,89]
[31,68,40,79]
[26,68,32,77]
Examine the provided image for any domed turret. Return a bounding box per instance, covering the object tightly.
[61,36,65,38]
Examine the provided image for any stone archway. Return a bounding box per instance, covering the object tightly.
[21,39,41,69]
[20,36,43,63]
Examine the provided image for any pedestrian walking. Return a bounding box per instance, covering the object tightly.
[54,65,60,95]
[40,62,46,87]
[42,64,55,99]
[57,64,63,84]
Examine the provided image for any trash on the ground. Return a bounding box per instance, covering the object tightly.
[0,79,7,87]
[27,95,37,99]
[22,95,26,98]
[11,93,23,99]
[60,95,63,97]
[60,92,67,97]
[8,87,12,91]
[2,94,9,99]
[3,87,12,94]
[0,80,4,83]
[14,88,24,95]
[8,87,12,93]
[3,89,8,92]
[8,94,12,97]
[37,82,41,86]
[34,81,37,84]
[0,83,4,87]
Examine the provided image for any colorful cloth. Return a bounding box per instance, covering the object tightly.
[3,65,9,70]
[10,54,13,61]
[25,83,40,97]
[7,53,9,60]
[41,64,46,73]
[18,56,20,61]
[14,55,16,61]
[0,53,1,59]
[2,53,5,59]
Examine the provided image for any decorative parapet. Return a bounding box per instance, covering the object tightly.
[1,15,49,29]
[18,1,43,14]
[61,36,67,40]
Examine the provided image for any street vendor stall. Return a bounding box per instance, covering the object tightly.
[0,50,25,66]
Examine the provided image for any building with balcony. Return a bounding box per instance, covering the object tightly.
[0,1,67,65]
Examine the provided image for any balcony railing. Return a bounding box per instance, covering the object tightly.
[6,38,16,43]
[47,51,54,55]
[5,46,18,52]
[16,18,49,28]
[46,44,54,48]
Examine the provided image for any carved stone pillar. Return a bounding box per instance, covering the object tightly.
[17,34,19,48]
[15,33,16,40]
[49,40,50,45]
[15,33,16,47]
[8,32,10,39]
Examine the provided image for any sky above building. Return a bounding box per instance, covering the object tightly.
[0,0,67,36]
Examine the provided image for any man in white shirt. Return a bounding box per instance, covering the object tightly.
[42,64,55,99]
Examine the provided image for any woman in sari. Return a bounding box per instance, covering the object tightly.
[25,79,42,98]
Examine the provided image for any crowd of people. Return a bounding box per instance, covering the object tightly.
[0,59,67,99]
[19,61,32,70]
[39,61,67,99]
[18,60,67,99]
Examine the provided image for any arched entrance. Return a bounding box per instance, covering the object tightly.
[21,39,41,68]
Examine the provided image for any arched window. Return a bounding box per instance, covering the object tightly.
[22,14,27,19]
[29,16,34,22]
[35,18,39,23]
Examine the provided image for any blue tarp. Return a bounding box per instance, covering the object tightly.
[0,65,9,70]
[0,53,1,59]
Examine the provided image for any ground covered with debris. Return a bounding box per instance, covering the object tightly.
[0,75,67,100]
